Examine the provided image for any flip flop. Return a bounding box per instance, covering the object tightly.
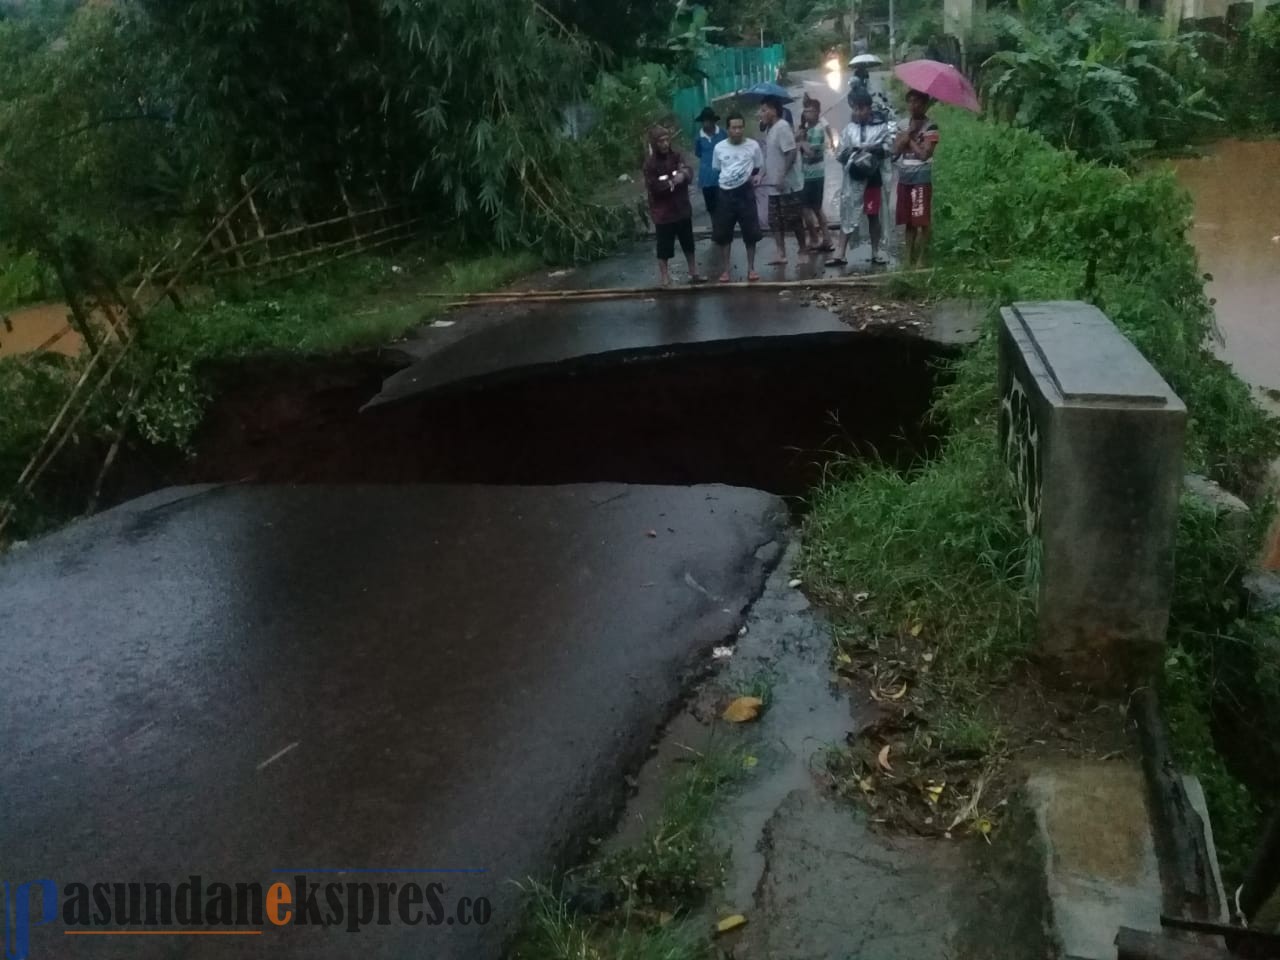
[825,258,848,267]
[820,243,836,253]
[869,256,889,265]
[719,273,731,284]
[689,275,708,285]
[747,272,761,282]
[766,259,788,266]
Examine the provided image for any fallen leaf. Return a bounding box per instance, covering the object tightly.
[858,776,876,794]
[877,744,893,773]
[854,591,871,604]
[922,652,935,663]
[716,914,748,935]
[910,623,923,637]
[836,652,853,666]
[722,697,765,723]
[887,683,909,701]
[659,911,674,926]
[926,782,945,805]
[742,755,759,770]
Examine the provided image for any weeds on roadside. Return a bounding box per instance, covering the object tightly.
[582,742,745,916]
[509,743,746,960]
[511,882,708,960]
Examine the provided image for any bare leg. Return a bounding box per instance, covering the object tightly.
[802,207,820,250]
[869,216,884,263]
[816,207,832,249]
[658,259,672,286]
[686,251,702,281]
[746,242,759,280]
[718,243,732,282]
[770,226,787,264]
[915,226,931,267]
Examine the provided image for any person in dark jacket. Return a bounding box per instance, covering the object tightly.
[644,126,705,285]
[693,107,728,217]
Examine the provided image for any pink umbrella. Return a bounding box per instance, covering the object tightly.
[893,59,981,113]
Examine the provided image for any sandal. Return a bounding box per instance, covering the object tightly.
[719,272,731,284]
[824,258,848,267]
[747,272,761,282]
[689,275,708,285]
[869,256,889,265]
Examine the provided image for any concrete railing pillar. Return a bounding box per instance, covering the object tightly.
[998,301,1187,690]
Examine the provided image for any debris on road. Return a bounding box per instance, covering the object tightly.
[722,697,765,723]
[716,913,748,935]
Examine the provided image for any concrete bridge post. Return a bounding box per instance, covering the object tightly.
[998,301,1187,690]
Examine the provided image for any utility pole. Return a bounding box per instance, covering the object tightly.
[889,0,897,64]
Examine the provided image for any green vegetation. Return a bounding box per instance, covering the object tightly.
[1220,8,1280,133]
[805,108,1280,879]
[510,742,746,960]
[978,0,1222,162]
[0,249,539,538]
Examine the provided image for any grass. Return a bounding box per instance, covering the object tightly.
[513,883,708,960]
[803,108,1280,878]
[509,741,747,960]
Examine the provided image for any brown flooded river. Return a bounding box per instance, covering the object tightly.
[1171,140,1280,393]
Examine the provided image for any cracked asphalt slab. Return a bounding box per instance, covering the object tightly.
[0,482,786,958]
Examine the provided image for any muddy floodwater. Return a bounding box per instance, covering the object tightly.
[1172,140,1280,393]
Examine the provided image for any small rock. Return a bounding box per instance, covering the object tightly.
[738,625,749,638]
[713,646,735,660]
[788,578,803,589]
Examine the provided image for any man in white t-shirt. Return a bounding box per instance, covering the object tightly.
[711,113,765,283]
[760,97,807,266]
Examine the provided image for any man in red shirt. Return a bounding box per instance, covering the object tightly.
[644,126,706,285]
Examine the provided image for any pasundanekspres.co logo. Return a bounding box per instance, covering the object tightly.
[2,870,492,959]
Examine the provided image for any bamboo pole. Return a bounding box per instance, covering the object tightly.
[433,276,899,307]
[0,338,132,537]
[183,204,403,267]
[338,180,364,252]
[84,375,145,517]
[203,217,424,281]
[241,174,269,261]
[255,229,418,285]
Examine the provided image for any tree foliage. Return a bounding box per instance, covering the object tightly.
[980,0,1222,162]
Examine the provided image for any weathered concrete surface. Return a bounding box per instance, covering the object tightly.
[0,482,786,959]
[999,301,1187,688]
[1027,761,1163,960]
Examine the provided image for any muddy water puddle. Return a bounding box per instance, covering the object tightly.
[1172,140,1280,394]
[0,301,81,358]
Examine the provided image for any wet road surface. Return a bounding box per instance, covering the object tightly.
[373,295,854,405]
[0,482,785,958]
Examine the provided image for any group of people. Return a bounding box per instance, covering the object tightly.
[643,73,939,284]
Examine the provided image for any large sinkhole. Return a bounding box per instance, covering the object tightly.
[116,333,953,503]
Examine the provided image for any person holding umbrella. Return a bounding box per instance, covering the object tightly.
[893,89,940,268]
[693,107,727,217]
[889,60,982,266]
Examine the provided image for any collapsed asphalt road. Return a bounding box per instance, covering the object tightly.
[0,482,785,958]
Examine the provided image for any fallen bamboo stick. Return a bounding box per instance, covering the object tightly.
[84,374,145,517]
[427,273,901,304]
[436,276,909,308]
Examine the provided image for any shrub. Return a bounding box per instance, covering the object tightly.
[979,0,1222,161]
